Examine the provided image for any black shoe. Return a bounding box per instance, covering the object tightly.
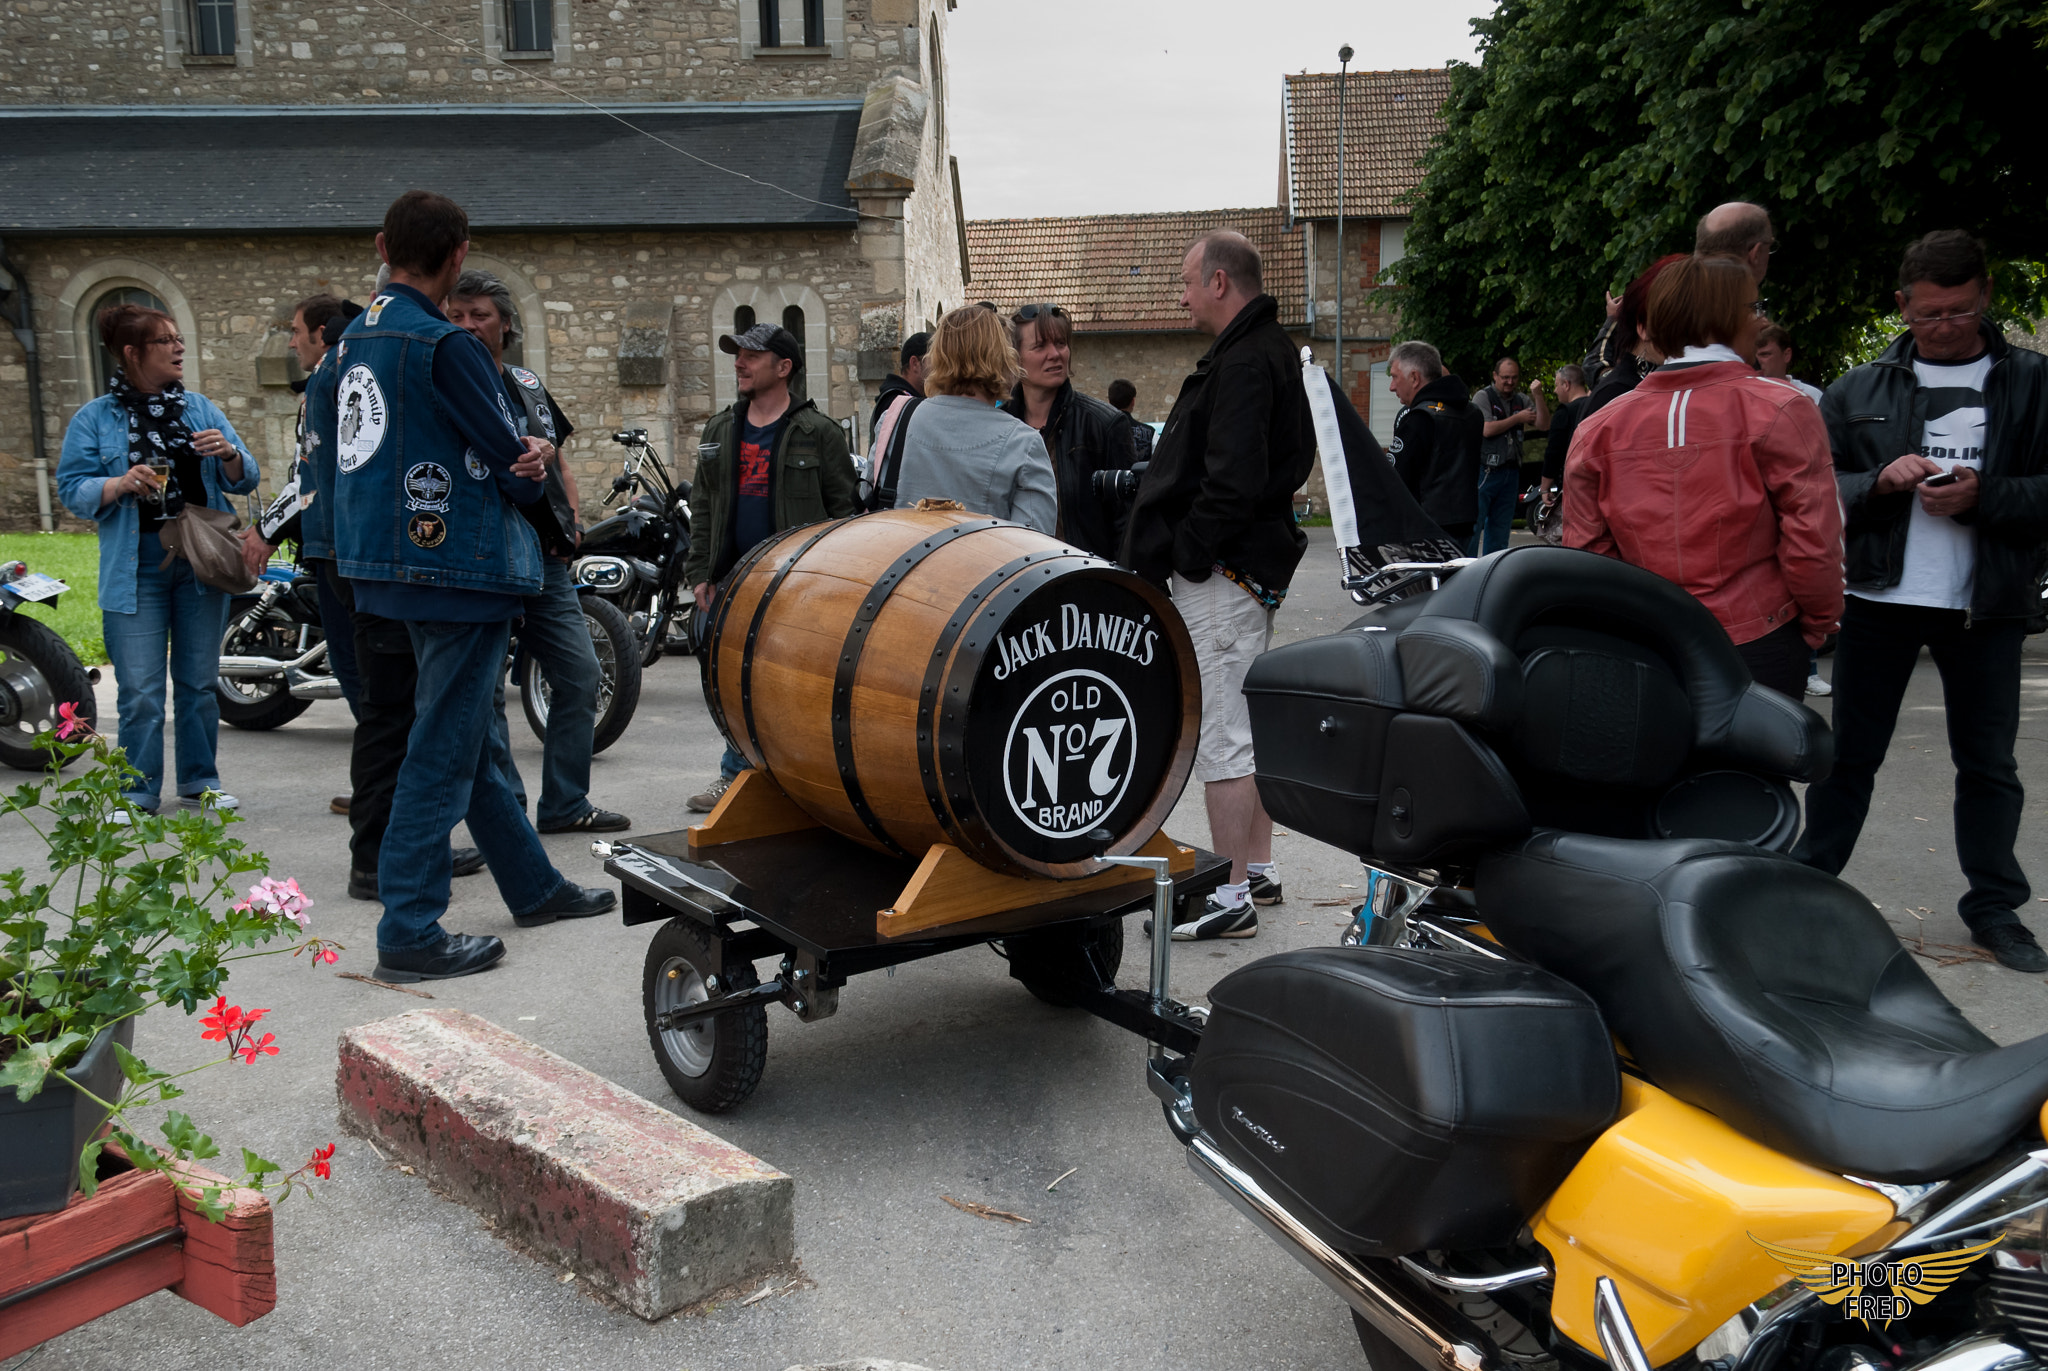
[1975,923,2048,973]
[349,868,378,901]
[373,932,506,982]
[1247,871,1283,906]
[514,881,618,928]
[1172,895,1259,941]
[537,807,632,835]
[453,846,486,878]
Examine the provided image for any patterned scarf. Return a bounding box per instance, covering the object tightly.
[107,369,192,517]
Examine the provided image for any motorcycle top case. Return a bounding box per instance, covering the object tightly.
[1192,947,1619,1257]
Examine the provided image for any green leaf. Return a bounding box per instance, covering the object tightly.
[77,1136,106,1198]
[159,1109,221,1161]
[1,1030,86,1101]
[190,1186,229,1225]
[112,1040,164,1086]
[241,1147,281,1178]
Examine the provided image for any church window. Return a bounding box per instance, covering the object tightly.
[187,0,235,56]
[503,0,551,51]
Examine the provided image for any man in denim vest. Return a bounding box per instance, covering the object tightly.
[334,191,615,982]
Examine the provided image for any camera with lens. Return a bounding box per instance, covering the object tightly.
[1091,461,1149,506]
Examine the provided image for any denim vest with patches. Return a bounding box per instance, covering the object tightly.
[330,290,542,596]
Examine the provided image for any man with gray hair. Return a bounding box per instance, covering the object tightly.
[446,268,631,835]
[1121,229,1315,939]
[1695,201,1775,285]
[1387,340,1482,545]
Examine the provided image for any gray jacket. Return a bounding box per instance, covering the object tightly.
[892,394,1058,533]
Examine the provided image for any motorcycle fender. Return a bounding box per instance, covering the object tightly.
[1533,1076,1896,1366]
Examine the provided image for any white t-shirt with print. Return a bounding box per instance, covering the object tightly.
[1850,352,1992,612]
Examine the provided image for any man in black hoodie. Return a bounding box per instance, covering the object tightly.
[1122,230,1315,940]
[1387,340,1481,546]
[868,331,928,437]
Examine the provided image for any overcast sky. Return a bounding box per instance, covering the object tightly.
[946,0,1486,220]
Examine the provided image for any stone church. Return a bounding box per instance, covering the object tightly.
[0,0,969,530]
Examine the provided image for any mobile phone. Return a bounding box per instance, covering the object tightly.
[1922,469,1963,488]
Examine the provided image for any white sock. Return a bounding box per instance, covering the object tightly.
[1247,862,1275,879]
[1213,881,1250,909]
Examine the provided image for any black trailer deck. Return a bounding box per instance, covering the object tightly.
[605,827,1230,1112]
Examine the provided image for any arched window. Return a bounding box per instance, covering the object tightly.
[781,304,807,402]
[928,17,945,147]
[89,286,169,394]
[734,304,757,334]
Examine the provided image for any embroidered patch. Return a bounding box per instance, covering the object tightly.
[404,461,453,512]
[535,403,557,441]
[465,449,489,480]
[335,365,388,473]
[510,366,542,391]
[407,512,447,549]
[364,294,392,327]
[1387,436,1405,455]
[496,392,518,436]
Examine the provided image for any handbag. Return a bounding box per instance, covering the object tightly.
[158,504,259,595]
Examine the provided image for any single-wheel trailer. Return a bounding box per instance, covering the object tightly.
[599,824,1231,1115]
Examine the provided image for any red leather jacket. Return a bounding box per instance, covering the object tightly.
[1563,360,1844,647]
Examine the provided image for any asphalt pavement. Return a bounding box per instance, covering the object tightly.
[16,527,2048,1371]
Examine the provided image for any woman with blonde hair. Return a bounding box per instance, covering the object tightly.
[871,305,1057,532]
[1563,253,1843,696]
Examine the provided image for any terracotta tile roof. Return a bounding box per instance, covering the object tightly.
[1283,67,1452,219]
[963,207,1303,333]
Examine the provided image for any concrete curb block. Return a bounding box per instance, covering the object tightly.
[336,1008,793,1320]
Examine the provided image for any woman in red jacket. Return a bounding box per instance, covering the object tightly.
[1562,254,1843,697]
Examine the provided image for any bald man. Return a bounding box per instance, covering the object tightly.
[1696,201,1775,286]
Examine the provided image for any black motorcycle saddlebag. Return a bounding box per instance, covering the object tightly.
[1191,947,1619,1256]
[1244,627,1404,850]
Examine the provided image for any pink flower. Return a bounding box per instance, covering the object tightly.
[315,946,339,965]
[235,876,314,930]
[237,1032,279,1064]
[55,701,88,741]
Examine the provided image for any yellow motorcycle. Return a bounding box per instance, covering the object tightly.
[1156,546,2048,1371]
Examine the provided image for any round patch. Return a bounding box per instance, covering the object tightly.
[1000,669,1138,841]
[407,512,448,549]
[404,461,453,512]
[510,366,542,392]
[1387,435,1405,455]
[336,365,388,473]
[465,449,489,480]
[535,403,557,441]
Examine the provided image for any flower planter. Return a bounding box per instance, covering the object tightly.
[0,1141,275,1360]
[0,1016,135,1220]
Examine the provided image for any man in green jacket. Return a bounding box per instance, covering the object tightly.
[685,322,860,811]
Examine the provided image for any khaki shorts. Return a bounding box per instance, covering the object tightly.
[1172,571,1275,784]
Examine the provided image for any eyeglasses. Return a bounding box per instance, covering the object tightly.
[1764,239,1780,255]
[1903,308,1984,329]
[145,335,184,348]
[1013,303,1066,321]
[1748,300,1770,318]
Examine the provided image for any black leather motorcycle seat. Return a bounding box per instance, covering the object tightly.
[1477,831,2048,1182]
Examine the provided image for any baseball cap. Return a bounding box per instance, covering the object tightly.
[718,323,804,373]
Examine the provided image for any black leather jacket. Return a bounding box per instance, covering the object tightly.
[1825,326,2048,621]
[1391,373,1483,528]
[1000,380,1135,560]
[1119,295,1314,591]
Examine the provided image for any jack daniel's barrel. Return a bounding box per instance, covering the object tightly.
[704,508,1199,879]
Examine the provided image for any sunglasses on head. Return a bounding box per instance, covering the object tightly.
[1014,303,1066,321]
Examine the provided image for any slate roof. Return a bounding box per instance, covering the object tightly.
[963,207,1303,333]
[1283,68,1451,219]
[0,103,862,234]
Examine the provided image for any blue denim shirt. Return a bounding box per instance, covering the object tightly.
[56,390,261,614]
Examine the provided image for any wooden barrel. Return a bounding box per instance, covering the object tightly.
[703,507,1199,879]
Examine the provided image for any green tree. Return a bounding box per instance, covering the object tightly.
[1397,0,2047,380]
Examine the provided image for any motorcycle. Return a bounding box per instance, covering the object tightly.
[1150,544,2048,1371]
[218,562,643,754]
[0,560,97,771]
[575,428,695,668]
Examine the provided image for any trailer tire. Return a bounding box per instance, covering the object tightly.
[643,917,768,1114]
[1003,915,1124,1008]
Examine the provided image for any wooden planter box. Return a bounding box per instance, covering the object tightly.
[0,1145,275,1358]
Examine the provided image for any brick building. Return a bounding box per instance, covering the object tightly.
[0,0,969,531]
[966,65,1449,492]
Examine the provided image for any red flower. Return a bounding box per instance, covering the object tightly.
[316,946,338,965]
[55,700,88,741]
[200,996,242,1042]
[237,1032,278,1064]
[309,1144,336,1180]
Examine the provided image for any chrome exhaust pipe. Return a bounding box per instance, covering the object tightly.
[219,638,331,680]
[1186,1134,1497,1371]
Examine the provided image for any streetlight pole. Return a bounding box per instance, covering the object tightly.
[1334,44,1353,401]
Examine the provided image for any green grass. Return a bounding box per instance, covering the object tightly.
[0,533,107,664]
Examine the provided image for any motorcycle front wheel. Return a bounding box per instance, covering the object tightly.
[216,599,313,731]
[0,615,97,772]
[521,593,644,754]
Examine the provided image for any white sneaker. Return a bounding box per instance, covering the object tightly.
[1805,674,1832,697]
[182,791,240,812]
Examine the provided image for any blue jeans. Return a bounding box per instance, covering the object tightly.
[1469,466,1520,557]
[102,530,229,809]
[489,563,601,828]
[377,619,567,954]
[310,559,362,719]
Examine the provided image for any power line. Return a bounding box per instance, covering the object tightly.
[363,0,883,222]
